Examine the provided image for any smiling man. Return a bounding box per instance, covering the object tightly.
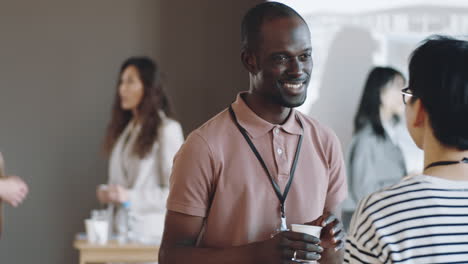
[159,2,347,263]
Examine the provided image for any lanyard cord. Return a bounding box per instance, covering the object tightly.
[424,157,468,171]
[228,105,303,218]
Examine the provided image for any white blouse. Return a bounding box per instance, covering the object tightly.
[108,114,184,243]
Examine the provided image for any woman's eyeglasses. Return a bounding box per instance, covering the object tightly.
[401,87,414,105]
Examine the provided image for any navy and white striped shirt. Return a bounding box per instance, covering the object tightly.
[345,175,468,263]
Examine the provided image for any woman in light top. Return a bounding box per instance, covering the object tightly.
[97,57,184,244]
[346,67,410,210]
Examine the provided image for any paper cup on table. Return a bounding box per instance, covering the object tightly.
[85,219,109,245]
[291,224,322,263]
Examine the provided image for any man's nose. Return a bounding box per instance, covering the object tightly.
[287,57,304,77]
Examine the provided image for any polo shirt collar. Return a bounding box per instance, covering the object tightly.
[231,92,303,139]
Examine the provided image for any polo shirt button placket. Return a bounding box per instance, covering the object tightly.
[277,148,283,155]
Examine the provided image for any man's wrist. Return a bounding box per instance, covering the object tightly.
[248,240,267,264]
[320,247,343,264]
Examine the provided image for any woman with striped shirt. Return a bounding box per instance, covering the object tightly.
[345,35,468,263]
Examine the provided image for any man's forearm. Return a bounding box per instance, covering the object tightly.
[159,241,262,264]
[320,248,343,264]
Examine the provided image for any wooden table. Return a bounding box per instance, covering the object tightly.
[74,239,159,264]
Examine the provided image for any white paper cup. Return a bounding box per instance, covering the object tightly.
[85,219,109,245]
[291,224,322,263]
[291,224,322,238]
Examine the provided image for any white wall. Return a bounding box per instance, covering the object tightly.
[277,0,468,151]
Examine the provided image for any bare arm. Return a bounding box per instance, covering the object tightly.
[159,211,259,264]
[159,210,323,264]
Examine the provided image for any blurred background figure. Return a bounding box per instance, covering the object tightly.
[0,152,29,237]
[97,57,184,245]
[343,67,412,225]
[308,26,377,149]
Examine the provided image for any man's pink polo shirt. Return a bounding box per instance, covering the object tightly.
[167,93,347,247]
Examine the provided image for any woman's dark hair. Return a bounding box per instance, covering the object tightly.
[103,56,174,158]
[408,35,468,150]
[353,66,404,137]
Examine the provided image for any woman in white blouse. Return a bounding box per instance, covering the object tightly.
[97,57,184,244]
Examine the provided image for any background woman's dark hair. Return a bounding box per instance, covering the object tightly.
[353,66,404,138]
[103,56,174,158]
[408,35,468,150]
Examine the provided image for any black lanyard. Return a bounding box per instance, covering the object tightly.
[425,157,468,171]
[228,105,303,222]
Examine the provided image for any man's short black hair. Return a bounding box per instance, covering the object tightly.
[241,1,307,51]
[408,35,468,150]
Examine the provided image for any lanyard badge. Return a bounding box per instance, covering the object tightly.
[281,215,288,231]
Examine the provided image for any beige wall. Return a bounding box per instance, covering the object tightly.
[0,1,161,262]
[0,0,259,263]
[159,0,260,133]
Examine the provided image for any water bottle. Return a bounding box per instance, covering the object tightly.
[117,201,134,244]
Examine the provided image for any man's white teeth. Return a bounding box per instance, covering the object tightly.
[283,83,302,89]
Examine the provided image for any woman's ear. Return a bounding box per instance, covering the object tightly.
[412,99,427,128]
[241,49,258,74]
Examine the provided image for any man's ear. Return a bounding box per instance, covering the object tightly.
[241,49,258,74]
[413,99,427,128]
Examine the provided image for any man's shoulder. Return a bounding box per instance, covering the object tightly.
[186,108,233,146]
[296,111,330,133]
[296,111,340,144]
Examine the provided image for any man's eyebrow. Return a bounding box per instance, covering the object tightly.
[270,48,313,56]
[270,51,288,57]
